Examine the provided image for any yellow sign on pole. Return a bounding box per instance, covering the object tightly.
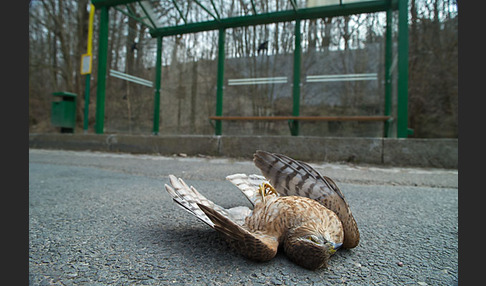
[80,53,92,75]
[83,4,96,132]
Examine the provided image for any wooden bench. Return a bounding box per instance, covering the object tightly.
[209,115,391,122]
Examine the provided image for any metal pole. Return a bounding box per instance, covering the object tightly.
[153,36,162,135]
[291,19,301,136]
[83,4,95,133]
[384,8,393,137]
[83,74,91,132]
[215,28,225,136]
[151,1,393,38]
[397,0,409,138]
[95,6,109,134]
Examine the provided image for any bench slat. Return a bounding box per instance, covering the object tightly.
[209,116,391,122]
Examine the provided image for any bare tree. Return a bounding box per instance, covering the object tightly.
[29,0,90,131]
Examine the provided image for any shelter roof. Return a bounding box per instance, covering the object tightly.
[91,0,397,37]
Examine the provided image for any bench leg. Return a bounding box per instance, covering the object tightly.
[288,120,299,136]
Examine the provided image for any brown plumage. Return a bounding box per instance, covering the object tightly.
[164,151,359,269]
[253,150,360,248]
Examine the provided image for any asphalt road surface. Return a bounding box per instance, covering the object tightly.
[29,149,458,285]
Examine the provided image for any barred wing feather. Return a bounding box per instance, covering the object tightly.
[253,150,360,248]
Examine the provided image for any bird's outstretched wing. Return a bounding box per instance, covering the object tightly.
[164,175,251,227]
[197,203,279,262]
[226,173,269,206]
[164,175,217,227]
[165,175,278,261]
[253,150,360,248]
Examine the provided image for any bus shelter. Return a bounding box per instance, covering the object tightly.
[90,0,411,137]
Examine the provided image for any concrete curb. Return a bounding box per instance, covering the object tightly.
[29,133,457,169]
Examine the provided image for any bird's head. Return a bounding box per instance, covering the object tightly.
[284,226,342,270]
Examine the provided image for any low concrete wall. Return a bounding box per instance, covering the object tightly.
[29,133,457,169]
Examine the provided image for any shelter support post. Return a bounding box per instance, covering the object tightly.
[95,6,109,134]
[397,0,410,138]
[290,19,301,136]
[83,74,91,132]
[215,28,225,135]
[83,4,96,133]
[384,7,393,137]
[153,36,162,135]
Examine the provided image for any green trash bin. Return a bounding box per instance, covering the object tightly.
[51,91,77,133]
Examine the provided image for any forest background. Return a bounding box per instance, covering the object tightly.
[28,0,457,138]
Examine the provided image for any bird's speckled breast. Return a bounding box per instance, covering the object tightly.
[245,196,342,243]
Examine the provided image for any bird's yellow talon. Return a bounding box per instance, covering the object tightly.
[258,183,277,202]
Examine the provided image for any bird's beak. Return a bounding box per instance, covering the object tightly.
[332,242,343,249]
[329,242,343,254]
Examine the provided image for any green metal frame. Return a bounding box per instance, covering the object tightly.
[397,0,411,137]
[291,19,301,136]
[153,36,162,134]
[148,1,396,37]
[90,0,409,138]
[113,6,150,29]
[214,28,226,136]
[384,7,393,137]
[95,5,109,134]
